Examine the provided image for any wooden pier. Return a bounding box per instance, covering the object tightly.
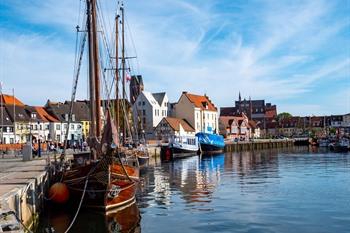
[224,139,295,152]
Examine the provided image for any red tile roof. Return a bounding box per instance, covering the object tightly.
[164,117,195,132]
[184,92,217,112]
[1,94,24,106]
[35,106,59,122]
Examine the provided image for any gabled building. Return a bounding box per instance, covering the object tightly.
[173,92,218,134]
[34,106,59,141]
[219,113,259,140]
[1,94,30,143]
[132,91,169,138]
[220,93,277,134]
[0,105,15,144]
[24,106,50,142]
[66,100,91,140]
[154,117,195,141]
[45,101,83,143]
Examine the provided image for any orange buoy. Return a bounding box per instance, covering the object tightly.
[49,182,70,203]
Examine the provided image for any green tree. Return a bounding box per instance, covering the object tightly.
[277,112,292,121]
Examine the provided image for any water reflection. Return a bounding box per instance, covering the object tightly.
[39,202,140,233]
[39,148,350,233]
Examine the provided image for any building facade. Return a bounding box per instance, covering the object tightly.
[220,93,277,135]
[172,92,218,134]
[154,117,195,141]
[133,91,169,138]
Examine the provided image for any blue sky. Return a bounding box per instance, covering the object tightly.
[0,0,349,116]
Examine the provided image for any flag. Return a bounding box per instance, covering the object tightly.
[125,72,132,82]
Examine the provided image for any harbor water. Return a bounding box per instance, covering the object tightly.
[39,147,350,233]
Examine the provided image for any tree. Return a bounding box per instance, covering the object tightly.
[277,112,292,121]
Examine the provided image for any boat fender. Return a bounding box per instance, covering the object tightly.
[49,183,70,204]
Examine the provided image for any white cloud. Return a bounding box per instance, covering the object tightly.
[0,0,349,116]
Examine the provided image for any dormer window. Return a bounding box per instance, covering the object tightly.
[31,113,36,119]
[202,101,208,109]
[72,114,76,121]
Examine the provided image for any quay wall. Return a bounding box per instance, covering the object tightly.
[224,139,295,152]
[0,154,61,232]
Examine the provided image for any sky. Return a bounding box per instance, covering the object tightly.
[0,0,349,116]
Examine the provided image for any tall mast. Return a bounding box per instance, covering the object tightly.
[91,0,102,138]
[121,4,126,144]
[13,88,16,143]
[87,0,96,140]
[115,13,120,133]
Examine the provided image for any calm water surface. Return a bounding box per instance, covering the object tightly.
[39,147,350,233]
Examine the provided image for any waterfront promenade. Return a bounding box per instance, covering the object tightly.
[0,151,75,232]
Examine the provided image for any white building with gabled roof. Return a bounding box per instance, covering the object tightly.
[133,91,169,138]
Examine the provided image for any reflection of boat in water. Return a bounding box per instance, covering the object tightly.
[43,201,141,233]
[329,138,349,152]
[106,201,141,233]
[196,132,225,154]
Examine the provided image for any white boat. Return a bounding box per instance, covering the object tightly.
[161,136,199,160]
[318,138,329,147]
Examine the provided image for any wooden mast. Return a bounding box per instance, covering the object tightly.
[121,4,126,144]
[115,13,120,134]
[91,0,102,139]
[87,0,96,140]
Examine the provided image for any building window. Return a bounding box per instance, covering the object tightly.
[45,125,49,130]
[143,110,146,116]
[30,125,33,130]
[39,125,42,130]
[142,101,145,106]
[10,138,14,144]
[34,125,38,130]
[71,124,75,130]
[143,117,146,124]
[138,101,141,106]
[56,124,61,130]
[56,135,60,141]
[64,124,67,129]
[31,113,36,119]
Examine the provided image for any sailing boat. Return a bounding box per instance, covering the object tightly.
[56,0,139,210]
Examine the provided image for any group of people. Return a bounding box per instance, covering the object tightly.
[31,141,89,157]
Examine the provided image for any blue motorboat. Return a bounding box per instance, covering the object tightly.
[196,132,225,154]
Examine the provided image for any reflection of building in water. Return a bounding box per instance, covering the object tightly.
[152,169,172,206]
[164,155,224,204]
[231,150,279,178]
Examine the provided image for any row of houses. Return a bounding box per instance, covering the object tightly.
[0,95,90,144]
[2,77,348,144]
[268,114,350,137]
